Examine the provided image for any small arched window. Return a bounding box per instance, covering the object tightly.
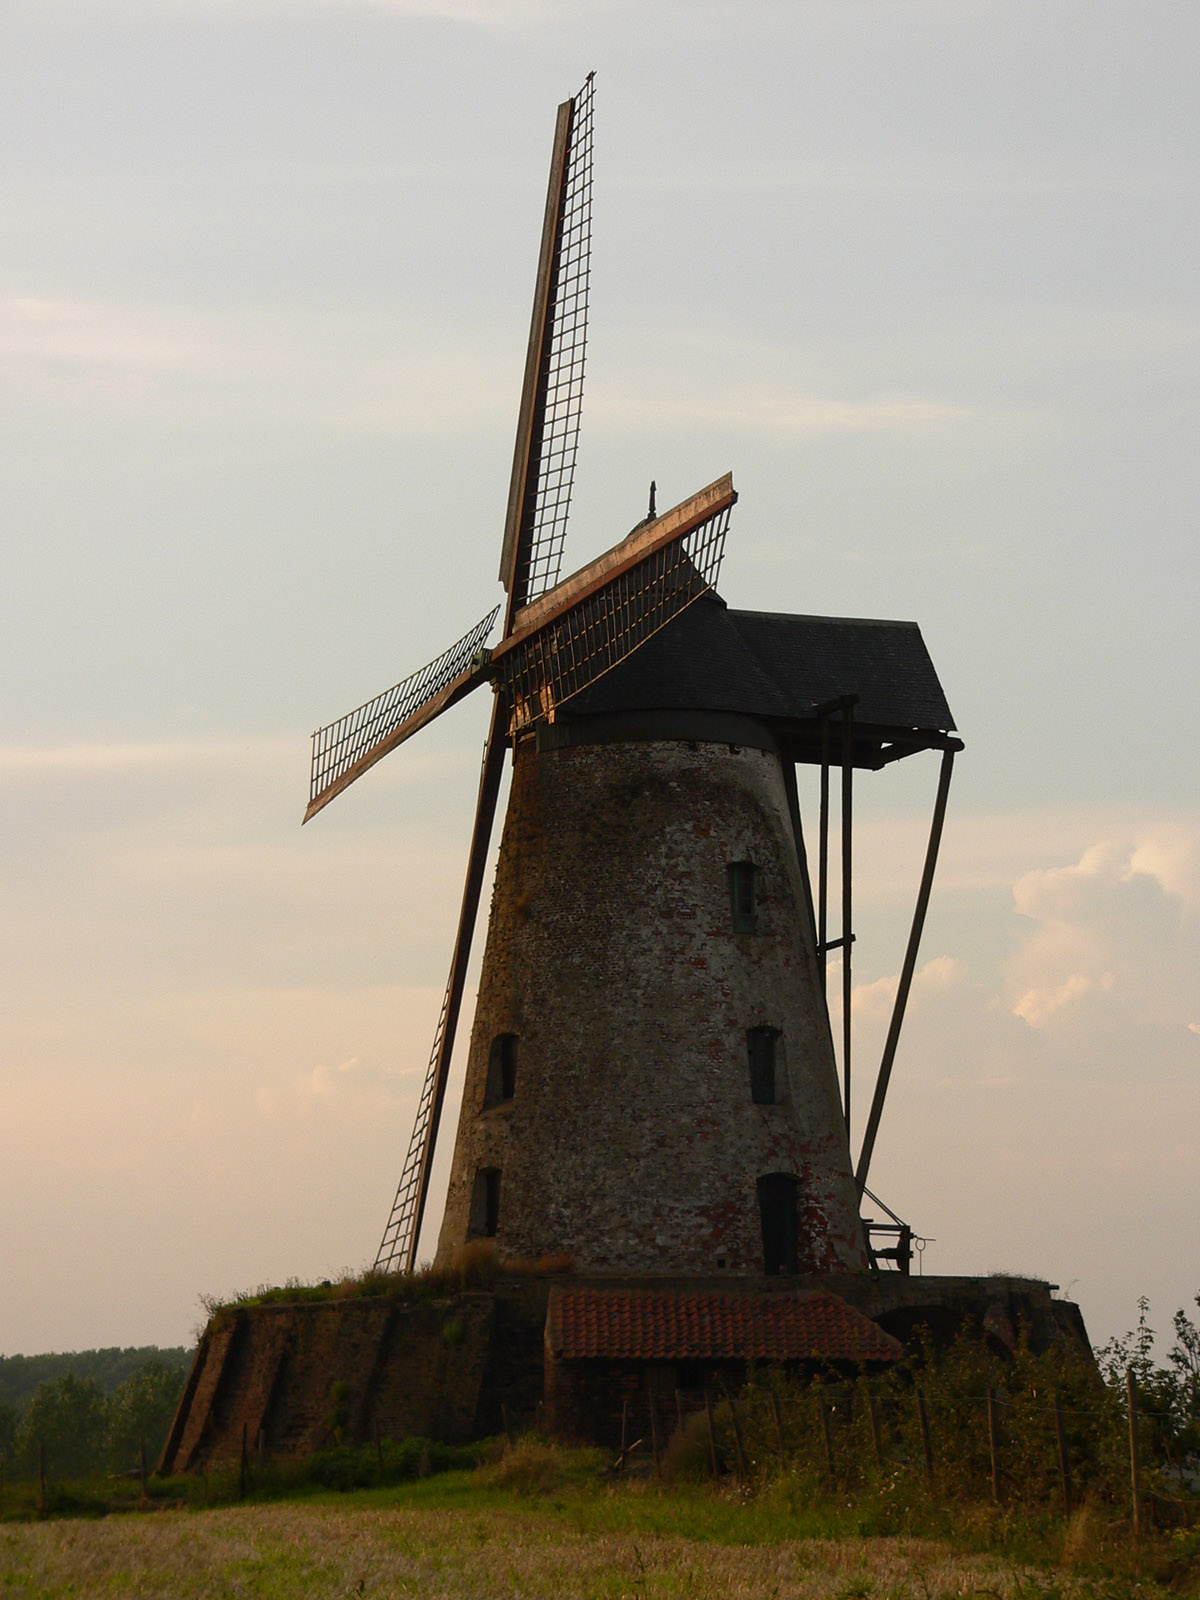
[483,1033,518,1109]
[747,1026,779,1104]
[727,861,757,934]
[469,1167,501,1238]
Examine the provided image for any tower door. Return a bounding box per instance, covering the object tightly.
[757,1173,799,1275]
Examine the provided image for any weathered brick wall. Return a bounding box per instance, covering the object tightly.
[435,737,868,1276]
[160,1289,538,1474]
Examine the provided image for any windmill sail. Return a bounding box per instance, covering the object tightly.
[375,700,508,1274]
[499,72,595,614]
[374,75,596,1273]
[305,606,498,822]
[494,475,735,732]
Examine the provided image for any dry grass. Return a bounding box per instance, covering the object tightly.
[0,1500,1135,1599]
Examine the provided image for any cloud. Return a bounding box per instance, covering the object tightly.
[835,953,967,1028]
[832,822,1200,1104]
[1007,835,1199,1046]
[1012,971,1105,1028]
[285,1052,410,1116]
[0,733,481,1024]
[591,375,972,439]
[0,291,975,449]
[0,738,289,777]
[32,0,609,26]
[0,298,228,393]
[0,293,523,437]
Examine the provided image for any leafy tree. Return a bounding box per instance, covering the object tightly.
[1095,1294,1160,1391]
[17,1373,109,1479]
[105,1360,187,1472]
[0,1398,17,1462]
[1166,1294,1200,1458]
[1096,1293,1200,1468]
[0,1346,189,1412]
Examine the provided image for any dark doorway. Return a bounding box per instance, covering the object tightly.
[757,1173,799,1275]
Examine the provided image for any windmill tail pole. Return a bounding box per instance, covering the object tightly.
[855,744,957,1196]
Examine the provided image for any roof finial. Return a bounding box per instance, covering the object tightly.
[648,480,657,521]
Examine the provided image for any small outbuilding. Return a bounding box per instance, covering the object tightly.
[544,1284,904,1446]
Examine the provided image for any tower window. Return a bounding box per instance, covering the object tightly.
[747,1027,779,1104]
[469,1167,501,1238]
[757,1173,799,1276]
[483,1033,518,1108]
[728,861,757,933]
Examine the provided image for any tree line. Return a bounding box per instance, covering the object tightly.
[0,1348,190,1480]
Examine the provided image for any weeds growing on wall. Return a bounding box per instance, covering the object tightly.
[197,1243,573,1321]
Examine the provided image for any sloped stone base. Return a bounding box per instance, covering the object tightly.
[159,1280,548,1474]
[160,1272,1088,1472]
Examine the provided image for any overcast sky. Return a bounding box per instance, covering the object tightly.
[2,0,1197,1357]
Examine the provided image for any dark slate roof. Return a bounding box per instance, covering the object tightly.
[733,610,954,732]
[564,594,792,720]
[562,593,954,735]
[547,1286,903,1364]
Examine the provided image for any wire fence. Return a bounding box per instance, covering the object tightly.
[548,1365,1198,1536]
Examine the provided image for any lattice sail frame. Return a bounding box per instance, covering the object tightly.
[308,606,498,813]
[508,73,594,607]
[375,976,455,1273]
[499,502,731,734]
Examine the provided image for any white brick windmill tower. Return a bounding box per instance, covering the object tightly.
[305,75,960,1287]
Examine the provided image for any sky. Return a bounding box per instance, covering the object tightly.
[1,0,1197,1358]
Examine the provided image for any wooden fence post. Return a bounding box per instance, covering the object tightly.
[986,1389,1002,1504]
[1126,1369,1142,1536]
[915,1388,933,1488]
[770,1392,787,1468]
[867,1392,883,1473]
[817,1392,835,1480]
[726,1393,747,1484]
[619,1397,629,1474]
[675,1388,684,1436]
[1053,1395,1072,1516]
[703,1392,719,1479]
[501,1403,515,1446]
[648,1387,660,1477]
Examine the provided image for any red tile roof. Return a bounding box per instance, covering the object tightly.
[547,1286,903,1364]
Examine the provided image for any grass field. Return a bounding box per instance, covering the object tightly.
[0,1500,1125,1599]
[2,1463,1194,1600]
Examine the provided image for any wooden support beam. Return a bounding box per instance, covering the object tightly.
[856,747,956,1194]
[841,700,854,1138]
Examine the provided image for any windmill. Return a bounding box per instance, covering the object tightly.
[306,75,961,1283]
